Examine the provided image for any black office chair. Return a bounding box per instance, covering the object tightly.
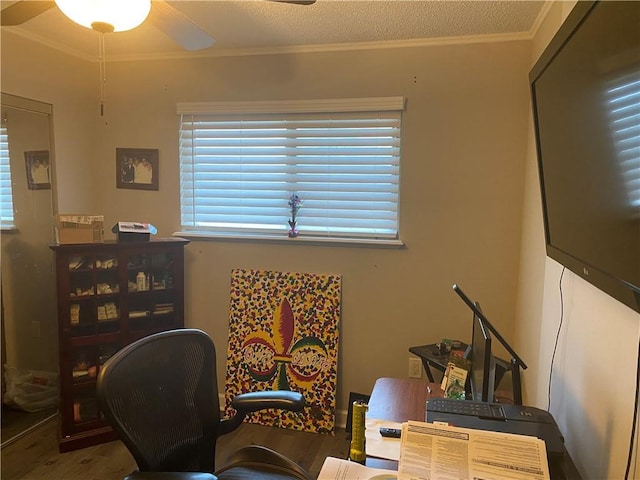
[96,328,312,480]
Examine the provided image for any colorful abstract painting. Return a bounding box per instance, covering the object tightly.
[225,269,341,434]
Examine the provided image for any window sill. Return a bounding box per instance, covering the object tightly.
[173,231,405,248]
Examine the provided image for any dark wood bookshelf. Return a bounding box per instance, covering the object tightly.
[50,238,189,452]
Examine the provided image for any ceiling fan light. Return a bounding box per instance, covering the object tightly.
[54,0,151,33]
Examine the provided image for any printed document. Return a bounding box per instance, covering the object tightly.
[318,457,397,480]
[398,421,550,480]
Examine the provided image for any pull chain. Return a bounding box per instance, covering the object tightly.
[98,32,107,117]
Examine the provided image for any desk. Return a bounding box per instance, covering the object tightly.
[366,377,582,480]
[364,378,434,471]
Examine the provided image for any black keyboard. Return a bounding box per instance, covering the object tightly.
[427,398,506,420]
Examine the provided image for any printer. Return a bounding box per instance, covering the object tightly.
[426,398,566,457]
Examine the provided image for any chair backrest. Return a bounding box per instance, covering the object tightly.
[97,329,220,473]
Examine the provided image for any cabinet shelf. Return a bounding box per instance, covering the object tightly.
[70,330,120,343]
[72,376,97,386]
[51,238,189,452]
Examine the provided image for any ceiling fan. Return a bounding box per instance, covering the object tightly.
[1,0,316,51]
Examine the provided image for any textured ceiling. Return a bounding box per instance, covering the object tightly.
[1,0,547,61]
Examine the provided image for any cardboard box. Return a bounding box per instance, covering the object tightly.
[55,215,104,244]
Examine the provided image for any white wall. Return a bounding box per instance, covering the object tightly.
[514,2,640,478]
[1,31,101,212]
[93,42,533,411]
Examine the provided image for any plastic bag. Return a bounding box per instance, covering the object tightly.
[3,365,59,412]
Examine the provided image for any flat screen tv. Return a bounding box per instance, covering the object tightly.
[470,305,496,403]
[529,0,640,313]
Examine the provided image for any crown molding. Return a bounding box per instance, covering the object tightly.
[6,26,534,64]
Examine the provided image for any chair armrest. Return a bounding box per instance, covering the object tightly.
[233,390,305,413]
[219,391,305,435]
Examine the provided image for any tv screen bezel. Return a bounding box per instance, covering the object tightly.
[529,0,640,313]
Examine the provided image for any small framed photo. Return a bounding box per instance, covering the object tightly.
[116,148,159,191]
[25,150,51,190]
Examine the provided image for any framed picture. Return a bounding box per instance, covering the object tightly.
[25,150,51,190]
[116,148,159,191]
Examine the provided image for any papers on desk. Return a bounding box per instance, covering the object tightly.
[398,421,551,480]
[318,457,397,479]
[327,418,551,480]
[365,418,403,461]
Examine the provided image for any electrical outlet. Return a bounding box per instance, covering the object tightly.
[408,358,422,378]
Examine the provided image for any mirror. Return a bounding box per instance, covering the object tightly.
[1,93,58,446]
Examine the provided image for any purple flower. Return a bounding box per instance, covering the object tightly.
[288,192,302,218]
[287,192,302,237]
[288,193,302,211]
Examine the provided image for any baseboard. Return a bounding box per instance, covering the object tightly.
[336,409,347,429]
[219,393,348,431]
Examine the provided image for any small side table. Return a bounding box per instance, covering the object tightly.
[408,343,466,382]
[409,343,510,386]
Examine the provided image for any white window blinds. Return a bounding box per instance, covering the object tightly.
[605,72,640,216]
[0,120,15,229]
[178,97,404,239]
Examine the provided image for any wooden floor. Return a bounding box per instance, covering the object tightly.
[1,415,351,479]
[1,406,58,446]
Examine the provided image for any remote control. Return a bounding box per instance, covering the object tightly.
[379,427,402,438]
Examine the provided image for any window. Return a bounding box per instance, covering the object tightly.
[178,97,404,242]
[0,118,15,229]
